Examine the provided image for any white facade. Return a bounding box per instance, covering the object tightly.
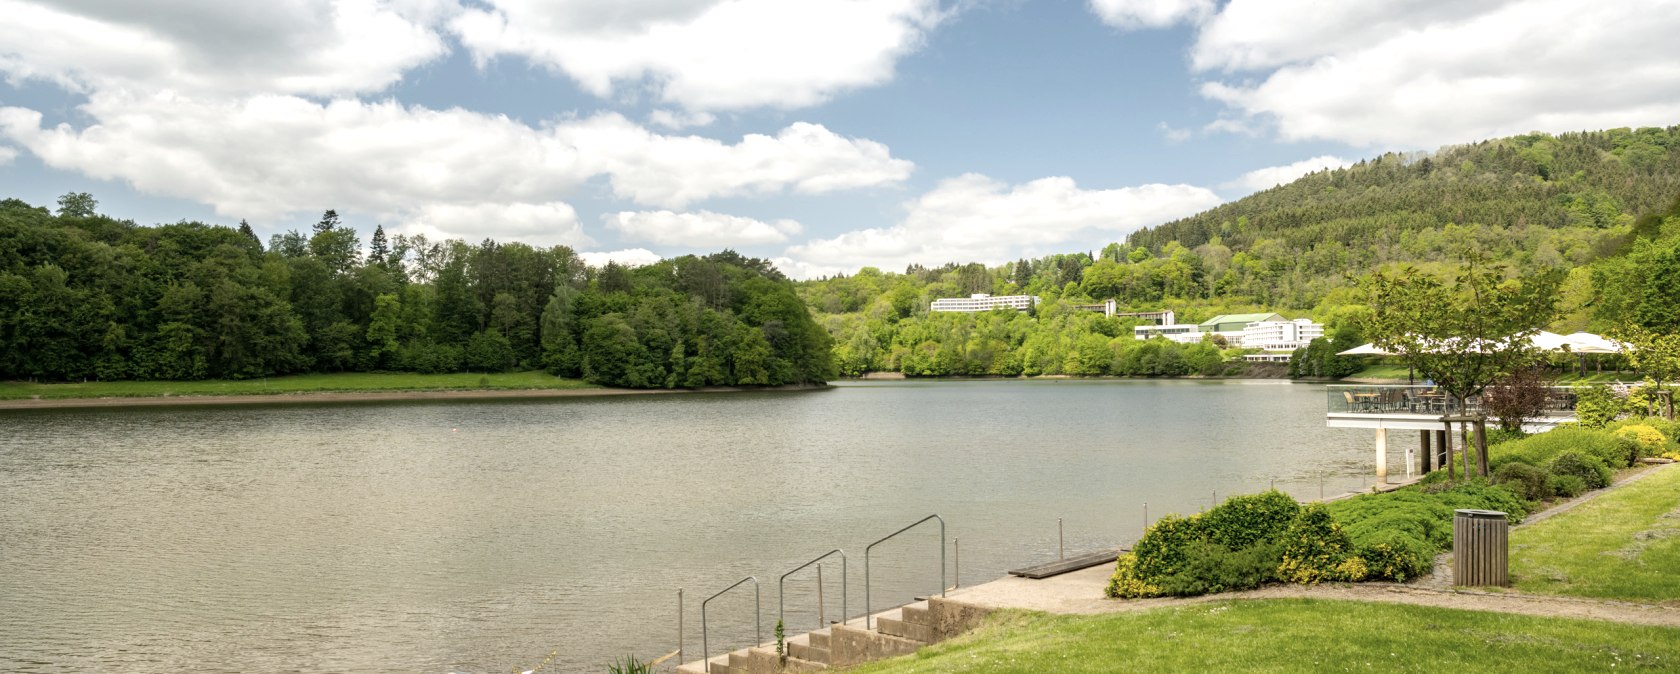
[1132,324,1206,344]
[930,293,1040,313]
[1242,319,1324,352]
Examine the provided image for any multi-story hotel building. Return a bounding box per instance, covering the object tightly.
[929,293,1040,313]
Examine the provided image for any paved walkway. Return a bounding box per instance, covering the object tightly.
[947,464,1680,629]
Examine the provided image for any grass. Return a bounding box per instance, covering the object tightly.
[0,371,598,400]
[1510,465,1680,603]
[849,600,1680,673]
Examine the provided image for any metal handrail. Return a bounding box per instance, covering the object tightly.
[864,514,945,630]
[701,576,759,674]
[779,549,847,633]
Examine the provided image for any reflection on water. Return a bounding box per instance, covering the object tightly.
[0,379,1377,672]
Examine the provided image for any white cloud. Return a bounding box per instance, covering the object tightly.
[1103,0,1680,149]
[0,145,16,165]
[402,202,589,247]
[647,109,717,130]
[452,0,946,112]
[0,92,912,241]
[1222,155,1352,193]
[605,210,800,247]
[1088,0,1212,29]
[578,248,663,268]
[780,174,1222,278]
[1156,121,1192,143]
[0,0,455,96]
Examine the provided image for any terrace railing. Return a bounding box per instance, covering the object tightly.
[1325,384,1579,417]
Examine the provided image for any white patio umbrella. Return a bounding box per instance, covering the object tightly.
[1563,331,1627,354]
[1529,330,1572,351]
[1337,342,1393,356]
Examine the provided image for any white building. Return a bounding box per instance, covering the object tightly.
[930,293,1040,313]
[1132,323,1206,344]
[1242,318,1325,352]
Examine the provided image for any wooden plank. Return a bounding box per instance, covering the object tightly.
[1007,547,1126,579]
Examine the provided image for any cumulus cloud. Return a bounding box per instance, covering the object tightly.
[779,174,1222,278]
[578,248,663,268]
[1222,155,1352,193]
[0,0,455,96]
[452,0,946,111]
[1102,0,1680,148]
[605,210,801,246]
[0,92,912,241]
[0,144,16,165]
[402,202,589,247]
[1088,0,1212,29]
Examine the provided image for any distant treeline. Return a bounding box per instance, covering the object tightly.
[0,198,833,387]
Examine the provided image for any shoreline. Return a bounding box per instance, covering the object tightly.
[0,383,831,411]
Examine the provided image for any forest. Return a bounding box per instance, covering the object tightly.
[797,126,1680,378]
[0,199,833,388]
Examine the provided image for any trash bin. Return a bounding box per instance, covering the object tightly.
[1453,509,1509,587]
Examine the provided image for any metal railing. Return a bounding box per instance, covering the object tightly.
[864,514,945,630]
[1325,384,1579,416]
[700,576,759,674]
[779,549,847,633]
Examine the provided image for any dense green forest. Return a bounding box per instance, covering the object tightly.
[797,127,1680,377]
[0,198,833,387]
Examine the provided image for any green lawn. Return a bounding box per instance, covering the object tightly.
[1510,465,1680,603]
[0,371,597,400]
[851,599,1680,673]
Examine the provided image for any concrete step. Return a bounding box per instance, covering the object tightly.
[901,601,931,626]
[808,627,831,650]
[675,653,735,674]
[788,641,830,664]
[875,616,933,643]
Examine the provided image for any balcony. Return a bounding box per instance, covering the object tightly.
[1325,384,1579,430]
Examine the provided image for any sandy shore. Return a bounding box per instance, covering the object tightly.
[0,383,830,410]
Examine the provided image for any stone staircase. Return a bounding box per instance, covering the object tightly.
[675,597,990,674]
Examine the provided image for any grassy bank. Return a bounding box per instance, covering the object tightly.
[0,371,597,400]
[1510,465,1680,603]
[852,599,1680,673]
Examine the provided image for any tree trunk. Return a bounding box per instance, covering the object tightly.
[1474,418,1490,477]
[1443,421,1456,482]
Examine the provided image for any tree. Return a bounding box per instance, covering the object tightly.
[368,225,390,266]
[1359,255,1564,476]
[313,209,341,235]
[237,219,263,252]
[56,192,97,218]
[1613,324,1680,419]
[1481,366,1557,433]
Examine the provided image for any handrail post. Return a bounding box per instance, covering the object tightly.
[678,588,684,667]
[701,576,758,674]
[778,550,846,634]
[1058,518,1064,560]
[864,514,945,630]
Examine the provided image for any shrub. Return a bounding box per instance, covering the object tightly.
[1482,366,1556,433]
[1489,426,1634,470]
[1129,514,1206,582]
[1550,451,1612,490]
[1549,473,1587,498]
[1198,491,1301,550]
[1155,541,1283,596]
[1354,528,1435,582]
[1575,385,1624,428]
[1277,505,1364,584]
[1611,424,1670,458]
[1106,553,1162,598]
[1491,461,1553,501]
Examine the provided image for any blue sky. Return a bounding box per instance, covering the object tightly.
[2,0,1678,277]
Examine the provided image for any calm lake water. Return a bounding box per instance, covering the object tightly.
[0,379,1382,673]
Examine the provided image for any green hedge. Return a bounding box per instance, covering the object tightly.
[1324,481,1529,582]
[1488,427,1636,471]
[1110,491,1311,598]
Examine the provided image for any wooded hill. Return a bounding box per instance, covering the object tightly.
[0,200,834,387]
[797,126,1680,377]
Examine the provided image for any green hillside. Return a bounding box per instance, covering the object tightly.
[797,126,1680,377]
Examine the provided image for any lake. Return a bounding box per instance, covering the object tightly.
[0,379,1381,672]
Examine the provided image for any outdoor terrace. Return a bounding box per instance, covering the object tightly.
[1325,384,1579,431]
